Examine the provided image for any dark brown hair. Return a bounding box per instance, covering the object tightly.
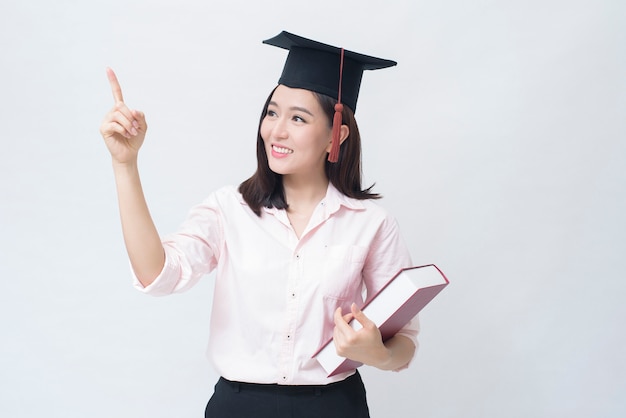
[239,87,380,216]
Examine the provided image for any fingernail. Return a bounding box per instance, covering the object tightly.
[132,120,139,129]
[131,127,138,136]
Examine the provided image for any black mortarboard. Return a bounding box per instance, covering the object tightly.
[263,31,397,162]
[263,31,397,113]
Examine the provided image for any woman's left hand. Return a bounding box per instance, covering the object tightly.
[332,303,392,368]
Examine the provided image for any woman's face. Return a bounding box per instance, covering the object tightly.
[260,85,333,179]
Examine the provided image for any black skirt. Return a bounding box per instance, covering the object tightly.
[205,371,370,418]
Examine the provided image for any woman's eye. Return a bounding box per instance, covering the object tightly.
[292,115,305,123]
[266,110,277,117]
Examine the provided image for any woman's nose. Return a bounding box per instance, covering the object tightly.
[272,117,289,139]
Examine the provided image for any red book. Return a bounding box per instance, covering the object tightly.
[313,264,449,377]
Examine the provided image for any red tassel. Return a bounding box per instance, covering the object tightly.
[329,103,343,163]
[328,48,345,163]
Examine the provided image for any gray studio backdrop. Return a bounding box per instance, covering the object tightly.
[1,0,624,417]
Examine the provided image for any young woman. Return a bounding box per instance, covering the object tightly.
[100,31,419,418]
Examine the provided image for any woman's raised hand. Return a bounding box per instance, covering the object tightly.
[99,68,148,164]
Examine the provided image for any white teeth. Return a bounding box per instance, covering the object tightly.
[273,145,293,154]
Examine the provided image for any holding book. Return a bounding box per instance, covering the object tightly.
[99,31,438,418]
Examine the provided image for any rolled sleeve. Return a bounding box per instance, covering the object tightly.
[131,249,184,296]
[130,188,226,296]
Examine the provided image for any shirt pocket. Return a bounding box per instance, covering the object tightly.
[314,245,366,345]
[305,244,369,346]
[319,244,368,300]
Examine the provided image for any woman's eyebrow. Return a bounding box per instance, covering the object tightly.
[268,101,314,117]
[290,106,314,116]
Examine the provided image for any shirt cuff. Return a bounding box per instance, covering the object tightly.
[131,251,182,296]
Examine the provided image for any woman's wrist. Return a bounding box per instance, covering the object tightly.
[372,335,415,371]
[371,346,394,370]
[111,159,141,181]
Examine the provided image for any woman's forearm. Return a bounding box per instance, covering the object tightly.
[374,334,416,371]
[113,161,165,287]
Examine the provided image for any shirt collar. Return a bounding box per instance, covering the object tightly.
[259,182,365,216]
[322,182,366,213]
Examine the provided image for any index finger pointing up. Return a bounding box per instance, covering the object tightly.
[106,67,124,103]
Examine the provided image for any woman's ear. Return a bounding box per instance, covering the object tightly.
[339,124,349,145]
[326,124,350,152]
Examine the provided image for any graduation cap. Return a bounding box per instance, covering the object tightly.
[263,31,397,162]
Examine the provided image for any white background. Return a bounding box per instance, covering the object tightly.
[1,0,624,417]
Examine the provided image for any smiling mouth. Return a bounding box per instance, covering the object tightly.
[272,145,293,154]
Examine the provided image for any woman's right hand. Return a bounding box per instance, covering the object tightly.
[99,68,148,165]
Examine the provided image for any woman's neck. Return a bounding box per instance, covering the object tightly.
[282,172,329,239]
[283,173,329,211]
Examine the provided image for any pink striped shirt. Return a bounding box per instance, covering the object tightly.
[133,184,419,385]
